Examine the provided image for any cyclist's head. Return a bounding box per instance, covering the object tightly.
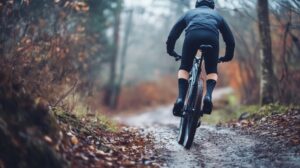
[195,0,215,9]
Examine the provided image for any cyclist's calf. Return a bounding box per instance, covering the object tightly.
[178,70,189,80]
[178,70,218,81]
[207,73,218,81]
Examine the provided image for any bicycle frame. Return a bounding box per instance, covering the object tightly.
[190,56,204,89]
[184,55,204,113]
[177,46,211,149]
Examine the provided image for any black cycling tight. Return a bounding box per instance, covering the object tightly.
[180,30,219,74]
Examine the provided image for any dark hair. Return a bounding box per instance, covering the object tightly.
[195,0,215,9]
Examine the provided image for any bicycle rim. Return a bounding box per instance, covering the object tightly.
[177,116,187,145]
[183,112,198,149]
[177,80,193,145]
[183,80,204,149]
[183,83,198,149]
[195,80,204,114]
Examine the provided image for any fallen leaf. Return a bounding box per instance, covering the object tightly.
[96,150,108,156]
[71,136,79,145]
[88,145,95,151]
[44,135,53,144]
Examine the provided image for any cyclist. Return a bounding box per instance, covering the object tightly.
[166,0,235,117]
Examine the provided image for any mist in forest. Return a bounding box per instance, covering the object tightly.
[119,0,300,106]
[2,1,300,167]
[1,0,299,111]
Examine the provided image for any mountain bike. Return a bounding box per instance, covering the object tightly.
[172,45,213,149]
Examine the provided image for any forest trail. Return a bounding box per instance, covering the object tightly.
[116,88,300,168]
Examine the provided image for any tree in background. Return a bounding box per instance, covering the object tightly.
[257,0,276,105]
[104,0,123,109]
[216,0,300,105]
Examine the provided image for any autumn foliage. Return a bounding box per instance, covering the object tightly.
[218,5,300,105]
[0,0,119,108]
[117,77,177,111]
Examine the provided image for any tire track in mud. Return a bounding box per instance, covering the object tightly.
[115,88,300,168]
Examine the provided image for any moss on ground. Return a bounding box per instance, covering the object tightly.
[244,103,290,120]
[203,102,297,125]
[52,107,118,133]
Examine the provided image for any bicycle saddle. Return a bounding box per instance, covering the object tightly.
[199,45,213,51]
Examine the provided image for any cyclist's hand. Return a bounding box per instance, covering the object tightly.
[218,56,231,63]
[168,51,181,61]
[167,50,176,57]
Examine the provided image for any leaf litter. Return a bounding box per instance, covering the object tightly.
[55,113,162,167]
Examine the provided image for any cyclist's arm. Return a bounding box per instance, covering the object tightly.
[219,18,235,61]
[166,15,187,56]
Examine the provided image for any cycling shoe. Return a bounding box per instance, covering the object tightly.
[203,96,213,114]
[173,98,184,117]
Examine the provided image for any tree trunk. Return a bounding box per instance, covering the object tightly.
[256,0,276,105]
[105,2,121,109]
[113,9,134,107]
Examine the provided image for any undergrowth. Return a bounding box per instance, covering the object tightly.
[238,103,299,121]
[203,97,297,124]
[51,106,118,132]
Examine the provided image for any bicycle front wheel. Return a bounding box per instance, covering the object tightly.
[183,111,199,149]
[182,82,198,149]
[183,79,204,149]
[177,116,187,145]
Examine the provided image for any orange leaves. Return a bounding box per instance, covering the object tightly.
[71,136,79,145]
[55,113,161,167]
[219,60,243,90]
[53,0,89,12]
[117,76,177,111]
[225,106,300,147]
[63,1,89,12]
[73,1,89,12]
[2,0,109,112]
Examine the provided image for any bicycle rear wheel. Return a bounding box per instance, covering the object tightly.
[183,80,204,149]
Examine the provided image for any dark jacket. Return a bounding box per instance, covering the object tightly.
[166,6,235,61]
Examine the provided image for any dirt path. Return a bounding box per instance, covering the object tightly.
[115,88,300,168]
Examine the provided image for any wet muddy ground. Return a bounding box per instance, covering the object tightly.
[115,89,300,168]
[118,105,300,168]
